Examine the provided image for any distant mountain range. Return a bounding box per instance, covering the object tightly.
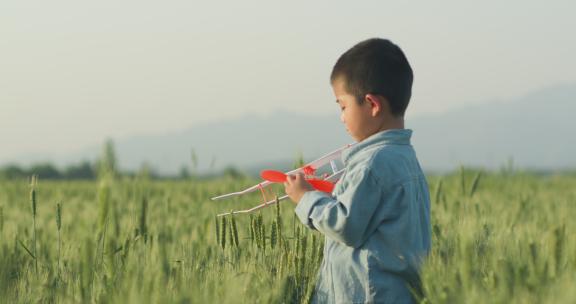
[410,83,576,171]
[4,84,576,174]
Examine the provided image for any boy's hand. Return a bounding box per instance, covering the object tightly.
[284,173,314,204]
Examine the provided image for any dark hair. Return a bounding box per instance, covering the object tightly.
[330,38,413,117]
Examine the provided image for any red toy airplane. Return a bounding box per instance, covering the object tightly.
[212,144,353,216]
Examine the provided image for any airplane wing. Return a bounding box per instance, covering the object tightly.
[210,143,352,201]
[216,168,345,216]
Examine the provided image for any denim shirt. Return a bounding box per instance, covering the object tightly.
[295,129,431,304]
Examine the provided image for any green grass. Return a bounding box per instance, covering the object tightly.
[0,170,575,303]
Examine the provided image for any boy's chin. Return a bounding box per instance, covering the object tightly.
[349,134,362,142]
[345,129,362,142]
[351,132,371,142]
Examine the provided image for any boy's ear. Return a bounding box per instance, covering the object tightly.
[365,94,383,116]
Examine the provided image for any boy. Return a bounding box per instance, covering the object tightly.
[284,38,431,303]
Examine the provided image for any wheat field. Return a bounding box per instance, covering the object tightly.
[0,169,575,303]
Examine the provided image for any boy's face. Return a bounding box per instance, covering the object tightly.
[332,77,384,142]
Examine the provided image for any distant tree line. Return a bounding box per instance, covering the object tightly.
[0,161,248,180]
[0,161,97,180]
[0,140,247,180]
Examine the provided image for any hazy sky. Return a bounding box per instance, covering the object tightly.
[1,1,575,162]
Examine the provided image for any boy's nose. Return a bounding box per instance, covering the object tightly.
[340,112,345,123]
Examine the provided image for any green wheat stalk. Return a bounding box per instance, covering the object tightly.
[56,202,62,277]
[230,214,239,248]
[469,171,482,197]
[220,215,227,249]
[30,175,38,275]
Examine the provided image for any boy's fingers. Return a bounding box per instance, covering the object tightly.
[289,173,302,181]
[285,175,296,187]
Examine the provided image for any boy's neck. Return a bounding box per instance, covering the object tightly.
[376,116,404,133]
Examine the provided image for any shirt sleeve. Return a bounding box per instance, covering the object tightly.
[294,167,383,248]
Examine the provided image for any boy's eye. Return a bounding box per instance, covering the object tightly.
[340,107,345,111]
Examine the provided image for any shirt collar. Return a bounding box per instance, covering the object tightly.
[342,129,413,164]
